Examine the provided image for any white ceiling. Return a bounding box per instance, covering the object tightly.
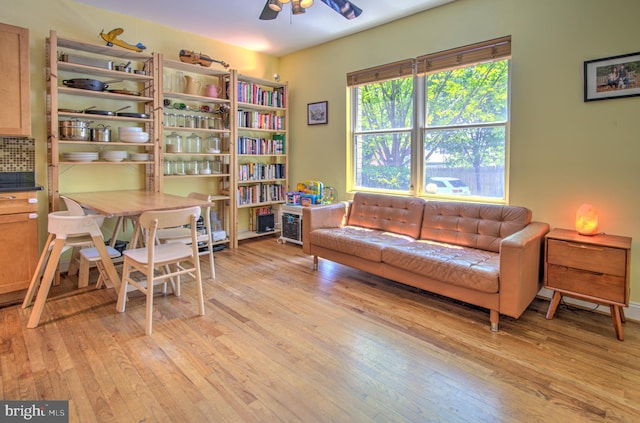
[72,0,455,56]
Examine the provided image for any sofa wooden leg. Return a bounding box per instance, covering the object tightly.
[313,256,318,270]
[490,309,499,332]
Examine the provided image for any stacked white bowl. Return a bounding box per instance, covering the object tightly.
[100,150,128,162]
[118,127,149,143]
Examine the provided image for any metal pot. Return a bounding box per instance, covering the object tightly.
[59,120,91,140]
[90,124,111,142]
[62,78,121,91]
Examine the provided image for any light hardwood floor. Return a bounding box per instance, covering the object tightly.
[3,236,640,422]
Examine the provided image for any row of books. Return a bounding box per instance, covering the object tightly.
[237,82,285,108]
[249,206,273,232]
[237,111,284,130]
[238,163,285,181]
[237,135,285,155]
[237,183,286,206]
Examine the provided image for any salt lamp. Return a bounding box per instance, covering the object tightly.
[575,203,599,235]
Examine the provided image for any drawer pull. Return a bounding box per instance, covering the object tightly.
[0,195,17,200]
[566,242,603,252]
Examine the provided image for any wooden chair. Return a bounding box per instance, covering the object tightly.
[60,195,107,284]
[116,206,205,335]
[22,211,118,328]
[155,192,216,279]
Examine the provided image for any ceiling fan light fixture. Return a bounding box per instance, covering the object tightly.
[300,0,314,8]
[291,0,305,14]
[268,0,283,12]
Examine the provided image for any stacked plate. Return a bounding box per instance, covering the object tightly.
[100,150,128,162]
[130,153,151,161]
[119,127,149,143]
[62,152,99,162]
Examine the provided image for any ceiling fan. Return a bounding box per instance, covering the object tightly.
[260,0,363,20]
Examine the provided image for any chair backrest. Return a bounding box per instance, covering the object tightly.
[188,191,212,230]
[188,192,212,203]
[139,206,201,231]
[47,211,105,240]
[60,195,106,227]
[60,195,85,216]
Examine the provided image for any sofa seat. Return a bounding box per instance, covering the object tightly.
[309,226,415,262]
[382,240,500,294]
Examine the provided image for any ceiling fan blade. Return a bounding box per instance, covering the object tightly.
[320,0,363,20]
[259,0,280,20]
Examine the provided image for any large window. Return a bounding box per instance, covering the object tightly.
[349,37,511,202]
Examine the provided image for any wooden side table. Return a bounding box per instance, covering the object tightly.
[544,228,632,340]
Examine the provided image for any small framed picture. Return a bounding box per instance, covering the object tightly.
[584,51,640,102]
[307,101,328,125]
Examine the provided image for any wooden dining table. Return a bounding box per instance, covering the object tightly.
[62,190,213,294]
[63,190,212,218]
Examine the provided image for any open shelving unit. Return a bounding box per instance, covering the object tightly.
[159,56,233,248]
[46,30,160,212]
[232,73,289,247]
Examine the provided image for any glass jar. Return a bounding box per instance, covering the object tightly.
[165,132,182,153]
[205,134,221,153]
[177,113,186,127]
[173,157,185,175]
[199,160,212,175]
[167,113,177,127]
[185,114,196,128]
[186,133,202,153]
[211,116,223,130]
[186,160,199,175]
[212,159,223,173]
[163,158,173,176]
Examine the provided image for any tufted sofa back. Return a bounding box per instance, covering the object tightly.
[348,192,426,239]
[420,201,532,252]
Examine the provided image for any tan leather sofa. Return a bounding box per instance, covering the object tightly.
[302,192,550,331]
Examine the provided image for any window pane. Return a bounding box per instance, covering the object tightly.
[424,126,505,198]
[356,77,413,131]
[426,60,508,127]
[354,133,411,191]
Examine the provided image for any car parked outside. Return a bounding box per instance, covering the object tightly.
[426,177,471,195]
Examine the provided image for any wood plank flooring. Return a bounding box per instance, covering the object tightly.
[2,236,640,422]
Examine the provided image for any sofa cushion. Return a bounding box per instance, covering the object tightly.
[420,202,532,253]
[347,193,425,239]
[309,226,415,262]
[382,240,501,293]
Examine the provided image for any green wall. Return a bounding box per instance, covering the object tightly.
[280,0,640,304]
[3,0,640,304]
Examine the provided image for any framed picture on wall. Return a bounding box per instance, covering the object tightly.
[584,51,640,101]
[307,101,328,125]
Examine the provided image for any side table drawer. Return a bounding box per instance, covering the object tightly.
[547,239,626,277]
[546,263,625,303]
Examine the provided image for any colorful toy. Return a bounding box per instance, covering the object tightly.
[99,28,146,52]
[296,180,324,205]
[323,186,337,204]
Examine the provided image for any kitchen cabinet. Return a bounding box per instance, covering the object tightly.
[160,56,233,248]
[0,23,31,136]
[233,73,288,247]
[0,191,39,295]
[46,30,160,211]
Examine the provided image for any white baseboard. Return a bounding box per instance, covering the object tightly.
[537,287,640,322]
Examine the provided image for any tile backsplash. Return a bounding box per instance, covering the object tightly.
[0,137,36,172]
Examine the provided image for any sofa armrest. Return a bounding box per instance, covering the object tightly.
[302,202,350,254]
[498,221,550,318]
